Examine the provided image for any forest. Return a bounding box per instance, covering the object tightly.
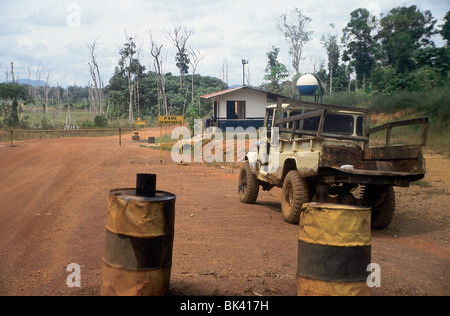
[0,5,449,133]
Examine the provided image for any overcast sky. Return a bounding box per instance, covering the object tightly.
[0,0,448,88]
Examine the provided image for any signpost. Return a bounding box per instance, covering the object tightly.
[157,116,184,163]
[135,117,147,127]
[133,117,147,141]
[157,116,184,126]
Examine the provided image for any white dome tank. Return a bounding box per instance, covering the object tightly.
[296,74,319,95]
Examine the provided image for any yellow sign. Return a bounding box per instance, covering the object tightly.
[135,117,147,126]
[158,115,184,126]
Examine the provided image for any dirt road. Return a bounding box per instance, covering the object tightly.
[0,130,448,296]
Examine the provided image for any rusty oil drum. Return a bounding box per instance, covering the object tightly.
[101,175,176,296]
[297,202,372,296]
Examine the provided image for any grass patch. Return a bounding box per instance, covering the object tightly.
[1,106,140,130]
[359,122,449,154]
[411,180,432,187]
[0,128,123,143]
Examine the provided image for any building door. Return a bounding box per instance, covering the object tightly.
[213,101,218,120]
[227,101,236,119]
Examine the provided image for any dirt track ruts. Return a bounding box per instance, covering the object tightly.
[0,129,448,296]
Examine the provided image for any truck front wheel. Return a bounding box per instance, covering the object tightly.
[281,170,310,224]
[238,162,259,204]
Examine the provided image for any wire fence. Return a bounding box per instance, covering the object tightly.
[1,128,134,147]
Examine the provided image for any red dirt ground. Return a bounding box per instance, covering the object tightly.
[0,128,448,296]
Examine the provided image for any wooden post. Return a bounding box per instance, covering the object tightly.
[422,120,429,147]
[364,112,371,150]
[160,125,163,164]
[179,123,183,163]
[385,127,391,147]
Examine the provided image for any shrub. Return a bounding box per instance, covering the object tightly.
[80,120,95,129]
[94,115,108,127]
[323,91,371,107]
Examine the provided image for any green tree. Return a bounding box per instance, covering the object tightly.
[106,66,128,119]
[441,11,450,46]
[376,6,437,74]
[168,25,193,89]
[118,37,146,122]
[175,49,190,77]
[333,64,351,93]
[342,8,378,89]
[263,46,289,94]
[0,83,30,127]
[413,47,450,78]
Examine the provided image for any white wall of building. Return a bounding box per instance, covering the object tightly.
[215,89,270,119]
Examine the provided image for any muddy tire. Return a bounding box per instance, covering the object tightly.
[364,186,396,229]
[372,186,396,229]
[238,162,259,204]
[281,170,310,224]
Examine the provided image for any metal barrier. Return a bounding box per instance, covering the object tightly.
[4,128,134,147]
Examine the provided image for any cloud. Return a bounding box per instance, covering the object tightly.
[0,17,26,38]
[25,4,67,27]
[0,0,448,87]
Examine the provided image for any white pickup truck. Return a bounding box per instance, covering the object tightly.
[238,97,428,229]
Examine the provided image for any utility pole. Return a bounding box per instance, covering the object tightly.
[242,59,248,86]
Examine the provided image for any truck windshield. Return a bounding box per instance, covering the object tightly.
[304,114,354,135]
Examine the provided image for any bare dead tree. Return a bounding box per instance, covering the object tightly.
[188,48,205,105]
[23,64,33,114]
[65,103,72,127]
[221,59,230,86]
[25,64,42,128]
[43,72,51,117]
[167,25,193,89]
[309,55,321,74]
[55,82,62,124]
[135,51,143,118]
[10,62,15,84]
[119,32,144,122]
[277,9,313,74]
[0,65,9,83]
[87,39,104,115]
[87,82,95,113]
[148,31,168,116]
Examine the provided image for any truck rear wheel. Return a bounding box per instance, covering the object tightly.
[363,186,396,229]
[281,170,310,224]
[238,162,259,204]
[372,186,396,229]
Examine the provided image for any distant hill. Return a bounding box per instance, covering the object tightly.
[10,79,46,87]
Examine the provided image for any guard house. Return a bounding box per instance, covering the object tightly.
[201,86,286,130]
